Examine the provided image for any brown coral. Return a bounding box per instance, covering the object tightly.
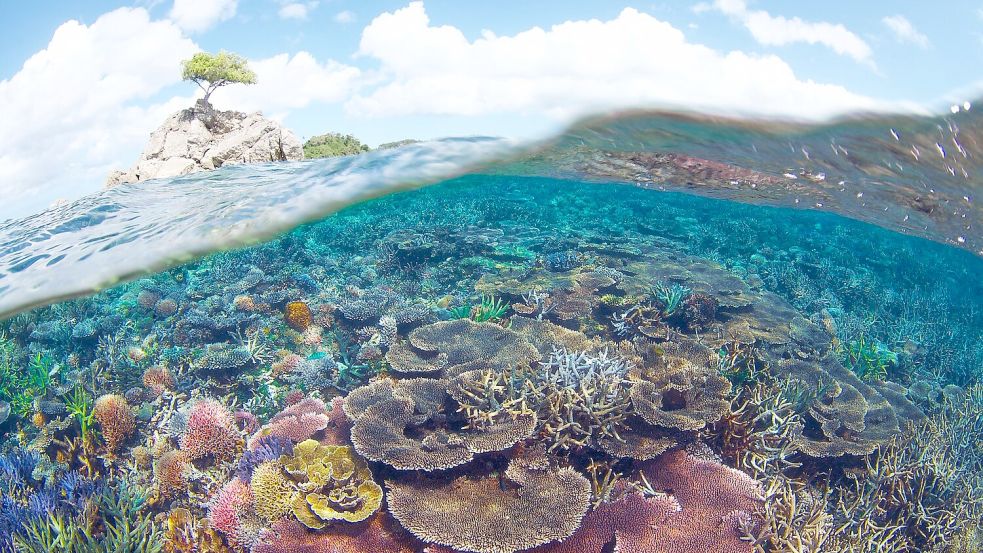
[387,319,539,377]
[156,450,191,501]
[285,301,313,332]
[346,377,534,471]
[629,350,731,432]
[143,366,176,397]
[93,393,136,453]
[387,457,591,553]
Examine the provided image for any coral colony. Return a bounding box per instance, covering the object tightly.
[0,176,981,552]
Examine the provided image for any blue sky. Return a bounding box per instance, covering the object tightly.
[0,0,981,219]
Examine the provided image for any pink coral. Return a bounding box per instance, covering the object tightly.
[235,410,260,434]
[521,485,680,553]
[252,515,414,553]
[248,397,330,450]
[180,398,240,463]
[629,450,763,553]
[209,478,260,552]
[322,396,353,445]
[510,452,763,553]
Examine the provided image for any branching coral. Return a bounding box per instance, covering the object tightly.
[93,393,136,453]
[450,347,633,453]
[179,399,240,464]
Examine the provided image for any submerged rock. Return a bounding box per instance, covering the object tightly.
[106,99,303,186]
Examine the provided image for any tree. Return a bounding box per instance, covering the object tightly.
[181,51,256,104]
[303,133,370,159]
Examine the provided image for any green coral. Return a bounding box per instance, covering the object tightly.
[841,335,897,382]
[13,480,162,553]
[65,386,96,439]
[450,295,510,323]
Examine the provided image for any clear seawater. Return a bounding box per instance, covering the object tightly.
[0,106,981,552]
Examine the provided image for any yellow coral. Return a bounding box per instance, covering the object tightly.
[274,439,383,528]
[284,301,313,332]
[251,461,296,522]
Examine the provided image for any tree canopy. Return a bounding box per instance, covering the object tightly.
[181,51,256,104]
[303,133,371,159]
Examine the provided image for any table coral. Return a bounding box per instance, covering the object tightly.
[387,457,592,553]
[346,377,534,471]
[248,397,331,450]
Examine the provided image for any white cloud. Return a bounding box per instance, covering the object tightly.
[882,15,929,48]
[334,10,356,24]
[703,0,873,64]
[0,8,198,218]
[169,0,237,33]
[349,2,879,120]
[278,2,318,20]
[211,51,361,116]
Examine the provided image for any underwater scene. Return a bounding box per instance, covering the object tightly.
[0,108,982,553]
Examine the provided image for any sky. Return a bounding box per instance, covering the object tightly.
[0,0,981,220]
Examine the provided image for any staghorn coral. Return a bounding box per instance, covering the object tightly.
[387,456,591,553]
[450,347,632,453]
[347,378,534,471]
[179,399,240,464]
[93,393,136,453]
[285,301,313,332]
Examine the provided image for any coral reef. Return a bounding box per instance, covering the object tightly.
[0,174,979,552]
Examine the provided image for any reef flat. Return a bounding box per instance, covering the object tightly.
[0,175,981,552]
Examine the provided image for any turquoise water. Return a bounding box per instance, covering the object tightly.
[0,110,982,551]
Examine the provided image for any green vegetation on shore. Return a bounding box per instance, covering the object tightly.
[303,133,370,159]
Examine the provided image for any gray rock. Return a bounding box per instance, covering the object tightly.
[106,99,303,186]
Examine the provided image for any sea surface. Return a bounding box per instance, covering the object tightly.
[0,105,980,552]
